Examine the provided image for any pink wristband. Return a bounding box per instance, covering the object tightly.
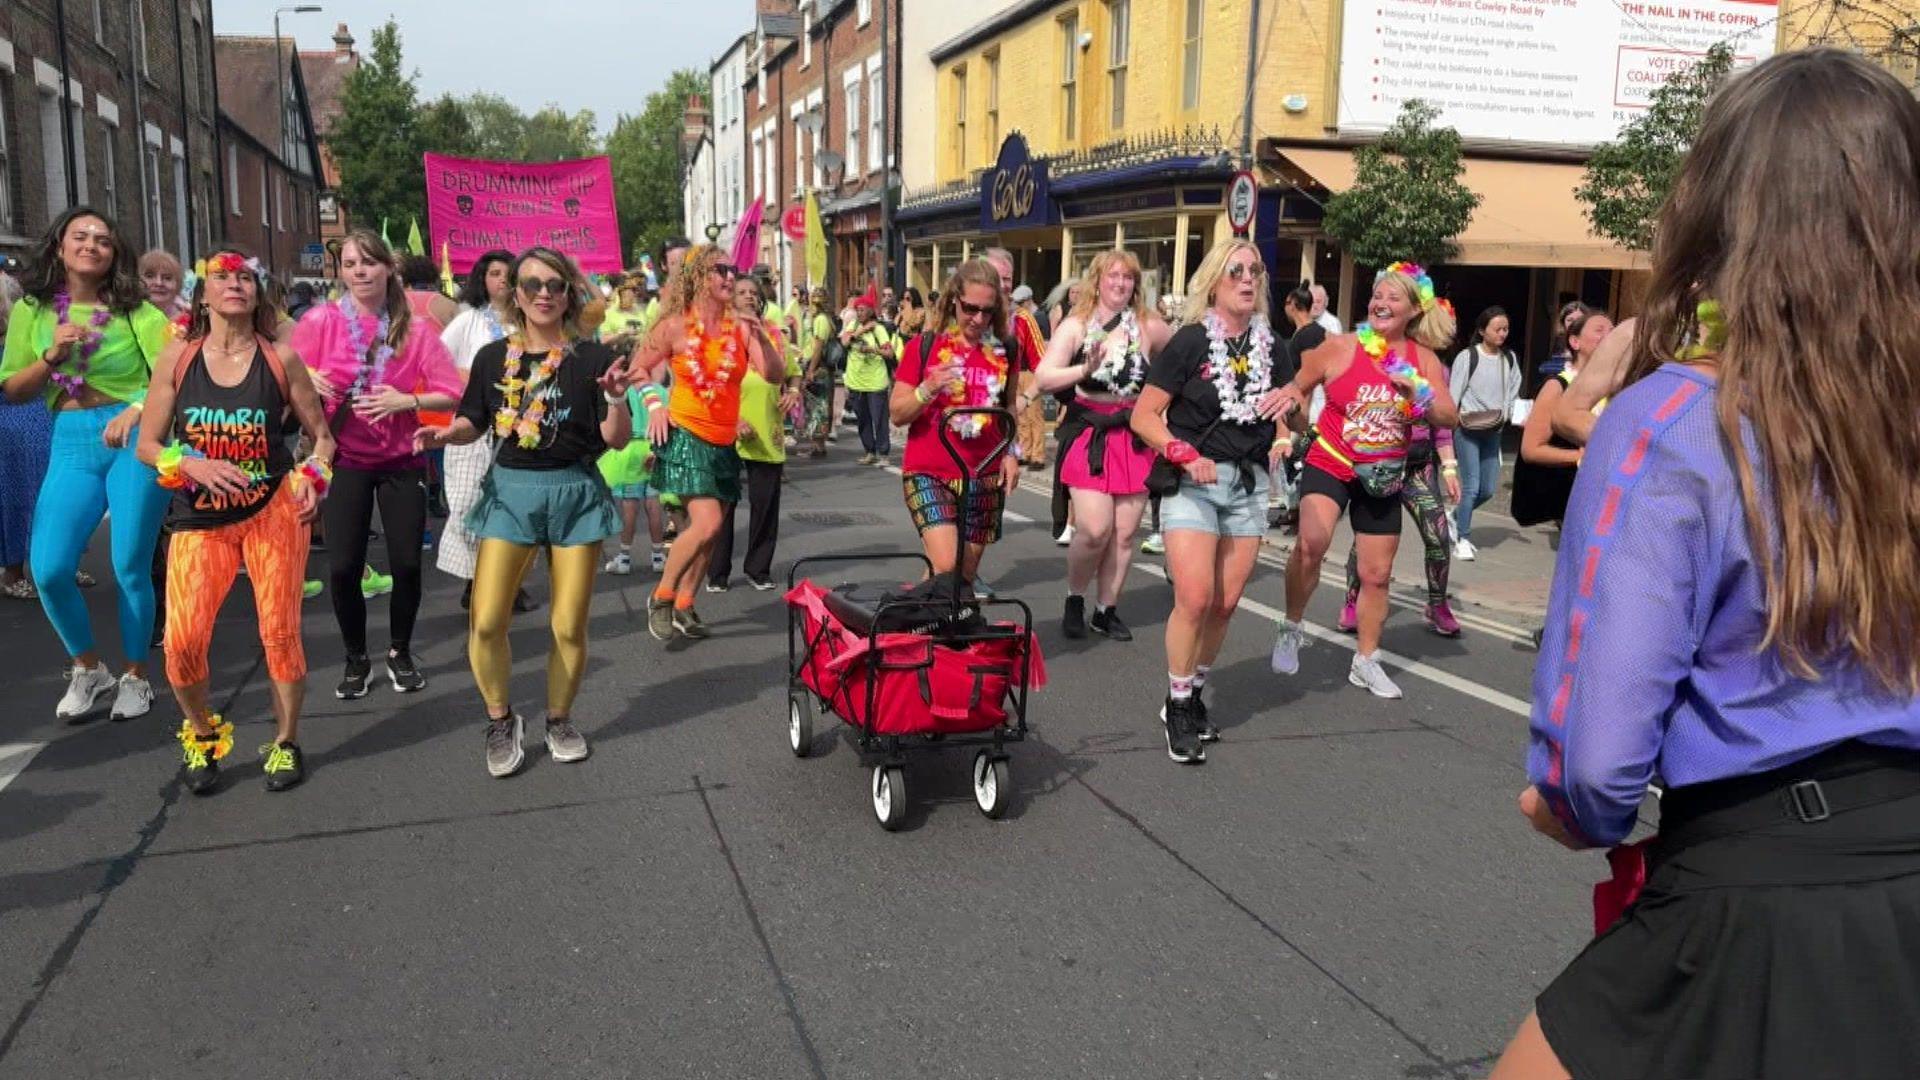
[1163,439,1200,466]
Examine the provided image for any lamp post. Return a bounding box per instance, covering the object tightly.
[272,5,322,277]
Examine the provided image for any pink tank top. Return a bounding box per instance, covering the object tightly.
[406,291,444,336]
[1306,342,1413,482]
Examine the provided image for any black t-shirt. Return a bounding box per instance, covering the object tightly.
[1144,321,1279,465]
[457,339,617,470]
[1284,322,1324,385]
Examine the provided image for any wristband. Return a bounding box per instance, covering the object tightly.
[914,385,933,405]
[292,455,334,499]
[604,391,627,407]
[155,442,204,491]
[1163,439,1201,466]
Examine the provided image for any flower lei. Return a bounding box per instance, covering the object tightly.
[1378,261,1437,311]
[680,310,741,405]
[178,715,235,763]
[291,456,333,499]
[937,329,1008,439]
[1678,299,1726,361]
[1357,323,1434,419]
[1201,310,1274,425]
[338,297,396,401]
[491,334,568,449]
[1082,309,1147,397]
[155,441,205,491]
[48,290,114,400]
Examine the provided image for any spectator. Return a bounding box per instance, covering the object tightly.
[1308,282,1343,335]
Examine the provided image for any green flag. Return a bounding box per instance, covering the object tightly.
[406,217,426,257]
[381,217,392,248]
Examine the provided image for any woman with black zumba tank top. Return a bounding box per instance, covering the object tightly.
[137,247,335,794]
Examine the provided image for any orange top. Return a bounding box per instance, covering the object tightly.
[668,311,751,446]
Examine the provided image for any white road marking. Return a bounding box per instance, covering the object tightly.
[0,742,48,796]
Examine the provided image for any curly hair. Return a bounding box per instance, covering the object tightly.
[23,206,144,315]
[457,249,514,311]
[662,245,733,319]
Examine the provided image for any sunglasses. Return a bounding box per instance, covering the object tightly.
[1225,263,1267,282]
[708,265,738,279]
[518,278,571,298]
[956,299,994,318]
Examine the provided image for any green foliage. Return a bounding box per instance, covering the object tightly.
[521,106,600,163]
[1323,99,1480,270]
[606,69,711,267]
[416,94,478,159]
[1576,44,1735,250]
[418,94,600,163]
[327,22,425,239]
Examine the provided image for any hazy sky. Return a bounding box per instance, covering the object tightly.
[213,1,746,134]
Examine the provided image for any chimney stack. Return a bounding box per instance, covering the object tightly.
[333,23,355,59]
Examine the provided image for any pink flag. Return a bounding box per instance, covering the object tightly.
[731,197,764,273]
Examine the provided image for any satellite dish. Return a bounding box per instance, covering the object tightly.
[816,150,846,176]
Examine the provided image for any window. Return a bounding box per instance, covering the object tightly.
[1182,0,1203,111]
[792,107,807,195]
[172,150,188,256]
[843,73,862,179]
[1060,14,1079,142]
[0,81,15,235]
[868,66,883,174]
[99,122,117,218]
[802,9,812,67]
[751,132,763,199]
[951,65,967,171]
[227,141,239,214]
[93,0,108,43]
[135,0,150,78]
[1107,0,1130,129]
[985,52,1000,153]
[39,92,65,222]
[69,101,89,205]
[144,142,165,250]
[858,0,872,26]
[275,170,286,231]
[259,165,269,226]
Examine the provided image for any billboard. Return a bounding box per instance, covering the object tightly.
[1337,0,1779,147]
[424,153,623,274]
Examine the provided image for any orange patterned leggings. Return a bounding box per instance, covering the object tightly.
[165,481,310,687]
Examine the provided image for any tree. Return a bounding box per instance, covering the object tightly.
[417,94,478,159]
[1576,44,1734,250]
[607,69,710,268]
[1322,99,1480,270]
[520,106,600,163]
[327,21,426,238]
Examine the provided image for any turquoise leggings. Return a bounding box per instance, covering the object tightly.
[29,405,169,661]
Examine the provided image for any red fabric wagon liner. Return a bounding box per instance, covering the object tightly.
[786,580,1047,736]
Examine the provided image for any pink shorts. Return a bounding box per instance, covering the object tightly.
[1061,400,1154,495]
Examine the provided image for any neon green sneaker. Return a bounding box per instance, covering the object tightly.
[260,741,306,792]
[361,567,394,598]
[302,580,323,600]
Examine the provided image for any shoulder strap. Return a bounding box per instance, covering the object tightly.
[257,336,291,401]
[919,331,936,369]
[173,338,206,391]
[1466,347,1481,385]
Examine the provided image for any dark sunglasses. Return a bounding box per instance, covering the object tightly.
[517,278,571,298]
[708,265,738,279]
[1225,263,1267,282]
[956,299,994,318]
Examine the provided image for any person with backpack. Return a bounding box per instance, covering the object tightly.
[840,288,897,465]
[1449,306,1522,560]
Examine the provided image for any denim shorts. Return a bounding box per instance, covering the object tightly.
[1161,463,1271,538]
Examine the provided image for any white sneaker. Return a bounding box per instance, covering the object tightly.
[1054,525,1074,547]
[1452,538,1477,561]
[1139,532,1165,555]
[1270,621,1306,676]
[1348,652,1404,699]
[56,663,117,720]
[649,550,666,573]
[110,673,154,721]
[605,552,633,575]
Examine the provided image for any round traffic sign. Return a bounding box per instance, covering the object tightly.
[782,205,808,241]
[1227,171,1257,234]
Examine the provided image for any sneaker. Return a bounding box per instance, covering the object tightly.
[261,741,306,792]
[605,552,634,576]
[386,649,426,693]
[75,569,97,588]
[1139,532,1165,555]
[748,575,778,592]
[1424,602,1463,638]
[302,580,323,600]
[1270,620,1306,676]
[1062,595,1087,639]
[180,733,221,795]
[545,719,590,763]
[857,453,878,466]
[1337,599,1358,633]
[1530,626,1545,651]
[650,551,666,573]
[361,568,394,598]
[109,673,154,721]
[421,528,436,550]
[1453,538,1477,562]
[1054,525,1075,547]
[1161,697,1204,765]
[673,607,711,639]
[972,577,996,600]
[1348,652,1404,699]
[647,598,676,641]
[704,580,730,594]
[55,662,116,720]
[485,714,526,778]
[1089,606,1133,642]
[512,587,539,613]
[335,653,371,699]
[1194,691,1220,743]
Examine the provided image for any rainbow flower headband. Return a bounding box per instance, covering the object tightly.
[206,252,266,282]
[1377,261,1436,311]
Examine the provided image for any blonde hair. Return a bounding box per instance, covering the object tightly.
[1069,249,1149,325]
[665,245,731,318]
[138,249,182,279]
[1182,239,1269,323]
[1374,269,1457,351]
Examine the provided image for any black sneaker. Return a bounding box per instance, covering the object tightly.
[1161,696,1204,764]
[1194,691,1220,743]
[387,649,426,693]
[335,653,371,699]
[513,588,539,613]
[747,575,777,592]
[261,741,306,792]
[1062,595,1087,639]
[673,607,711,640]
[181,736,221,795]
[1089,606,1133,642]
[461,581,473,611]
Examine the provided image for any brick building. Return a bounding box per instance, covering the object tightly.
[213,36,321,281]
[296,23,357,276]
[0,0,221,263]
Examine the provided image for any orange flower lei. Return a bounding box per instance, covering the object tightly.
[679,311,741,404]
[936,329,1008,438]
[492,335,568,449]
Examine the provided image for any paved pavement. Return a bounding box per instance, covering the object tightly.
[0,435,1607,1080]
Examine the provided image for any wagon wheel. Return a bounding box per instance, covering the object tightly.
[871,764,908,831]
[972,751,1010,820]
[787,690,815,758]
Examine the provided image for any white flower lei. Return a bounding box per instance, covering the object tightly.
[1082,309,1146,396]
[1203,310,1274,425]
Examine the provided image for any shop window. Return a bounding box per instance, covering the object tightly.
[1121,216,1176,305]
[1070,222,1119,279]
[1060,13,1079,143]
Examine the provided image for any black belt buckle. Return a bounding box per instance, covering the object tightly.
[1788,779,1832,823]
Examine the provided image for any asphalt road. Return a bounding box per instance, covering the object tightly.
[0,444,1605,1080]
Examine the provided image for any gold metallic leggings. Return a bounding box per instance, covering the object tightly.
[469,540,600,718]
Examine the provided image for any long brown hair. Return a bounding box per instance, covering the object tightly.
[930,258,1011,344]
[1628,48,1920,693]
[24,206,145,315]
[182,244,280,341]
[338,228,412,349]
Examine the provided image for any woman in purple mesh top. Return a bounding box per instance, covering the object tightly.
[1490,49,1920,1080]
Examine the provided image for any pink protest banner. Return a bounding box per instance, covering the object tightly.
[425,153,623,274]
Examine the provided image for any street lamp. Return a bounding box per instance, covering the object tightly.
[272,5,322,276]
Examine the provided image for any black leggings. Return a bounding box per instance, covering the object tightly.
[324,465,427,657]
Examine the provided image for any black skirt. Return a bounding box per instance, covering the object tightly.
[1537,744,1920,1079]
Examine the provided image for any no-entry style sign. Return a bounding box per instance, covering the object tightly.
[1227,171,1257,236]
[781,205,808,242]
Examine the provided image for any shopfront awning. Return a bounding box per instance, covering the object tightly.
[1274,147,1649,271]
